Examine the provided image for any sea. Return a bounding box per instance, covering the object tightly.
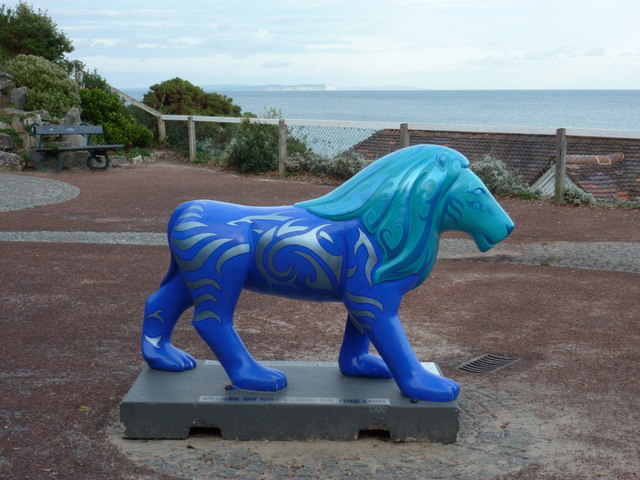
[123,89,640,131]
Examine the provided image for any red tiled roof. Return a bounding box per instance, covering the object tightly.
[350,129,640,202]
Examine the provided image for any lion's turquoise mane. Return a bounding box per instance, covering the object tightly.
[296,145,469,284]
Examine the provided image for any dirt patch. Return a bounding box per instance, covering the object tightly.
[1,163,638,479]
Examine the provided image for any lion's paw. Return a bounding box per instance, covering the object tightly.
[228,363,288,392]
[143,338,197,371]
[339,353,393,379]
[397,370,460,403]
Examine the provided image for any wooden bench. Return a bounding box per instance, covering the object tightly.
[31,124,124,172]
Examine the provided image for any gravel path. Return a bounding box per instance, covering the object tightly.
[0,229,638,273]
[0,174,80,212]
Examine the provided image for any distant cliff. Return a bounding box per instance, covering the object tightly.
[202,84,336,92]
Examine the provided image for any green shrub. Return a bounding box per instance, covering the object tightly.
[470,155,538,198]
[328,151,373,179]
[0,128,22,148]
[286,149,372,180]
[126,147,151,159]
[80,87,152,147]
[563,186,595,206]
[223,120,278,173]
[287,150,368,179]
[4,54,80,117]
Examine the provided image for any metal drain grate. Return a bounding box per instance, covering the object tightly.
[456,354,520,373]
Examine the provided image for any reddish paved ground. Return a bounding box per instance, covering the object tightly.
[1,162,639,479]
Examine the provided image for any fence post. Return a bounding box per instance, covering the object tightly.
[554,128,567,205]
[188,116,196,162]
[400,123,410,148]
[158,114,166,142]
[278,119,287,175]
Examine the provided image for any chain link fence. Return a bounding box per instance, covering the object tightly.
[285,123,401,178]
[164,120,240,160]
[158,116,405,179]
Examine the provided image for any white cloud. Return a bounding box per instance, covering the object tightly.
[20,0,640,89]
[170,37,206,47]
[89,38,127,48]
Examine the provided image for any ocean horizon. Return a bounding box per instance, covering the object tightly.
[122,89,640,131]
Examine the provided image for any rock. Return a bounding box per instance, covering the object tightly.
[10,116,25,133]
[60,108,86,147]
[110,155,129,167]
[33,110,51,121]
[0,121,10,130]
[61,107,82,126]
[4,108,49,122]
[3,107,29,116]
[0,151,25,172]
[10,112,42,133]
[0,133,13,150]
[0,72,15,91]
[9,86,28,110]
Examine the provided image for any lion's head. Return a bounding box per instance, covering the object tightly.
[441,167,515,252]
[297,145,459,282]
[297,144,513,284]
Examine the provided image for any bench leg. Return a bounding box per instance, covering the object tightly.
[36,152,63,173]
[87,151,111,170]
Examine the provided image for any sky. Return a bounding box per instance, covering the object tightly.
[12,0,640,90]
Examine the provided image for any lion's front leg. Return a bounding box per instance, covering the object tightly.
[365,313,460,402]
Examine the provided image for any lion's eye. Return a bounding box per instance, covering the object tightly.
[469,187,487,196]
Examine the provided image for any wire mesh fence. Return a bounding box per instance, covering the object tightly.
[162,119,241,161]
[159,116,405,178]
[164,119,189,157]
[285,123,403,178]
[287,124,383,158]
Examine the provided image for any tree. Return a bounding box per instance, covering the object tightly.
[142,77,242,116]
[0,2,74,65]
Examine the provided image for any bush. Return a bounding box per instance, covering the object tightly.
[470,155,537,198]
[80,85,153,148]
[223,120,278,173]
[4,54,80,117]
[563,186,595,206]
[287,149,372,180]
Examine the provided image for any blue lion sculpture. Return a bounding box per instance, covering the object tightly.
[141,145,514,402]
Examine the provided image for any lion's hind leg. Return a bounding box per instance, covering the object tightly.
[189,255,288,392]
[142,260,196,371]
[338,314,392,379]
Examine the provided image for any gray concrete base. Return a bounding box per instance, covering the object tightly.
[120,360,459,443]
